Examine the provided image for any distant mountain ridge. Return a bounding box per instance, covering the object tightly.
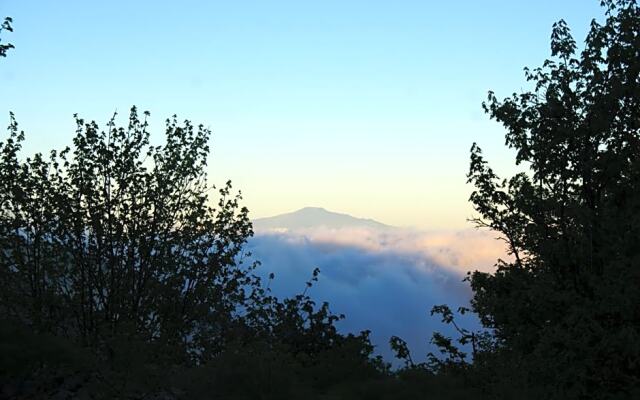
[252,207,391,230]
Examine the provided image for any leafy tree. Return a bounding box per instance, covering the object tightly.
[466,0,640,397]
[0,107,257,364]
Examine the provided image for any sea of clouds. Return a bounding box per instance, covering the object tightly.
[246,225,508,363]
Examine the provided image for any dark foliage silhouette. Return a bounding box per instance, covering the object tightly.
[0,17,13,58]
[386,1,640,398]
[462,0,640,398]
[0,108,258,363]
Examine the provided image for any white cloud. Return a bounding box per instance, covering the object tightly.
[254,225,507,273]
[246,225,507,363]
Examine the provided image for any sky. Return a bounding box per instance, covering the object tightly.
[0,0,605,229]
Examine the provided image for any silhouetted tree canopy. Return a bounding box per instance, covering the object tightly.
[0,108,260,363]
[466,0,640,397]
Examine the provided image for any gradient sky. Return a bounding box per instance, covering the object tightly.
[0,0,604,229]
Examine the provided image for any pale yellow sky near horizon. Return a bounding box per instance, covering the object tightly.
[209,118,523,230]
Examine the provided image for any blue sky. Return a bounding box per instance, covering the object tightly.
[0,0,604,228]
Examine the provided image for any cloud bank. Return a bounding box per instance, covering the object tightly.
[246,226,507,362]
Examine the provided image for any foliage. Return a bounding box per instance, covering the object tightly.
[0,108,259,364]
[465,0,640,397]
[390,304,486,373]
[0,17,13,58]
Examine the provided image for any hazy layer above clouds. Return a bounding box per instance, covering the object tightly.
[248,208,508,361]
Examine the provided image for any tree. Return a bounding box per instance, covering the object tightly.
[0,17,13,58]
[467,0,640,397]
[0,107,257,364]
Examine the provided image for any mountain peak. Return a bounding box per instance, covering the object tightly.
[297,206,328,212]
[253,207,390,231]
